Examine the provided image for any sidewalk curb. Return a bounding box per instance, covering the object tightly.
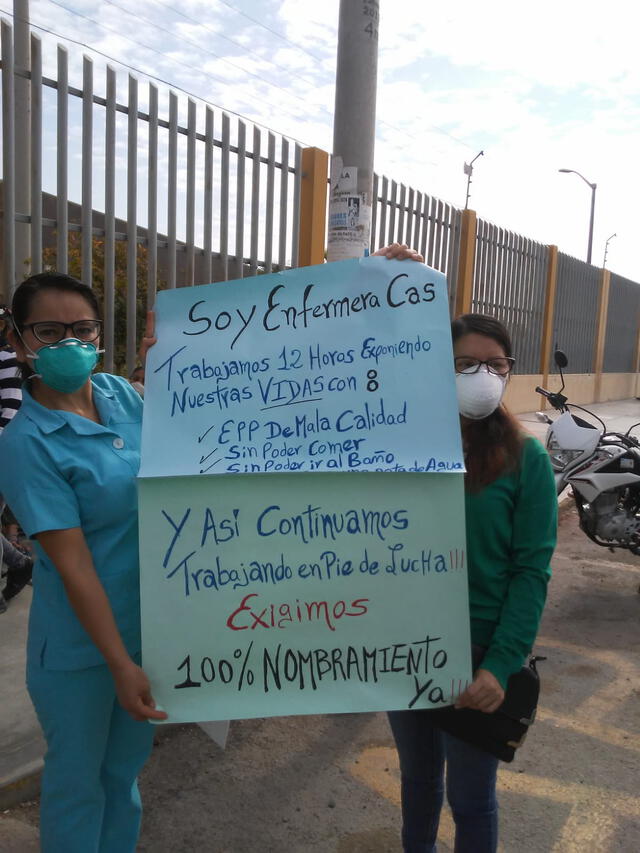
[0,761,42,811]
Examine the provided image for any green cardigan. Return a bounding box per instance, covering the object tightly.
[465,435,557,688]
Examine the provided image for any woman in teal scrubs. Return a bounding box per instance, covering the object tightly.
[0,272,166,853]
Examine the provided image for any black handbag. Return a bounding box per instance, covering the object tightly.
[426,646,546,762]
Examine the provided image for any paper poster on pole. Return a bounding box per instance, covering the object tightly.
[327,193,371,262]
[327,160,371,262]
[139,258,471,722]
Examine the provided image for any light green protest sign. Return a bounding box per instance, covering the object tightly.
[139,472,471,721]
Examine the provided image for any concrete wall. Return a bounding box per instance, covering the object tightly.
[558,374,597,406]
[504,372,638,414]
[504,374,543,413]
[599,373,638,402]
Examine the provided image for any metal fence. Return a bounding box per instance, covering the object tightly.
[370,176,461,312]
[1,23,302,372]
[603,273,640,373]
[4,21,640,383]
[552,253,601,374]
[471,220,549,375]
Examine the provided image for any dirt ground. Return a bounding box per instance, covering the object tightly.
[4,501,640,852]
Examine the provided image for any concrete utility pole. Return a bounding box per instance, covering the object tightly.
[327,0,379,262]
[13,0,31,282]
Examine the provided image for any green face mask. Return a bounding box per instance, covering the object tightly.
[31,338,99,393]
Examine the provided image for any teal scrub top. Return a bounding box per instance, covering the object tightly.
[0,373,143,670]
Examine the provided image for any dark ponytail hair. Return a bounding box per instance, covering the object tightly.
[451,312,524,491]
[11,272,100,382]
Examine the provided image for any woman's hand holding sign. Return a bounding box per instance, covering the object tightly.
[373,243,424,262]
[455,667,505,714]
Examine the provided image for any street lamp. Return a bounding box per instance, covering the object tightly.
[603,233,616,269]
[464,150,484,209]
[558,168,597,265]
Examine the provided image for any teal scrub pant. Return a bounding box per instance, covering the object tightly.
[27,660,155,853]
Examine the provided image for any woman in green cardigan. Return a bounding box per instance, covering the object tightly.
[388,312,558,853]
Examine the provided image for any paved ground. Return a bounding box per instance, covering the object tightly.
[0,581,42,809]
[2,399,640,851]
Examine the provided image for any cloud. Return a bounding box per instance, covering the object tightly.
[15,0,640,279]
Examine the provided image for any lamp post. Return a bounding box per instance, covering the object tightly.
[603,233,616,269]
[558,168,597,264]
[464,150,484,209]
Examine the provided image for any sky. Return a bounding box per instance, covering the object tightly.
[5,0,640,280]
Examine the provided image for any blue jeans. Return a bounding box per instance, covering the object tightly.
[388,710,499,853]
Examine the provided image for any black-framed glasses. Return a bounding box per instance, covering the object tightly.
[23,320,102,345]
[455,356,515,376]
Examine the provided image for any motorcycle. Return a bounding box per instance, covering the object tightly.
[535,351,640,554]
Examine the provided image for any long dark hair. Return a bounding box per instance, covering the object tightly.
[452,313,524,491]
[11,272,100,381]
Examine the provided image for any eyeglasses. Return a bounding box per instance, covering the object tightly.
[22,320,102,345]
[455,356,515,376]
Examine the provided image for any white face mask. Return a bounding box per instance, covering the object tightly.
[456,368,507,420]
